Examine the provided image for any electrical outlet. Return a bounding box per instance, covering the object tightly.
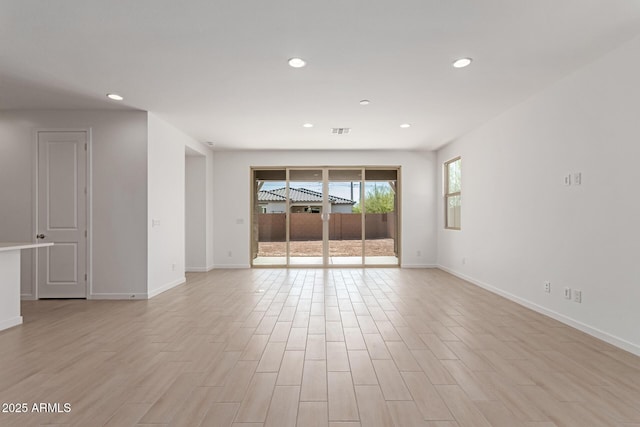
[544,281,551,293]
[574,290,582,303]
[416,250,421,257]
[573,172,582,185]
[564,287,572,299]
[227,251,233,257]
[563,174,572,186]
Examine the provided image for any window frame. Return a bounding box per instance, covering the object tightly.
[444,156,461,230]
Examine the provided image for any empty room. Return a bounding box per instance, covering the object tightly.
[1,1,639,426]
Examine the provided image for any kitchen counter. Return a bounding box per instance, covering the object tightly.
[0,242,53,331]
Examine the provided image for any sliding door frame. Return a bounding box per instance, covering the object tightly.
[251,166,401,268]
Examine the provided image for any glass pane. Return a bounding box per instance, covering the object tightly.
[447,159,461,194]
[328,170,362,265]
[364,174,399,266]
[446,195,461,229]
[253,170,286,266]
[289,170,324,265]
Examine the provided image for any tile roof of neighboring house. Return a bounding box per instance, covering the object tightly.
[258,187,355,205]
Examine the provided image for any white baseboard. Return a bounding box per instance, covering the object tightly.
[0,316,23,332]
[437,265,640,357]
[185,265,215,273]
[185,265,215,272]
[20,294,36,300]
[213,264,436,269]
[186,267,208,272]
[147,277,186,299]
[89,293,148,300]
[212,264,251,269]
[401,263,437,269]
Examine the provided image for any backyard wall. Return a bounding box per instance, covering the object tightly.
[258,213,395,241]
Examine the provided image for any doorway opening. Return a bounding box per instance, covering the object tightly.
[251,167,400,267]
[185,147,207,272]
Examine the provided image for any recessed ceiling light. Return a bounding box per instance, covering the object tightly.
[359,99,371,105]
[452,58,472,68]
[288,57,306,68]
[400,123,411,128]
[303,123,313,128]
[106,93,124,101]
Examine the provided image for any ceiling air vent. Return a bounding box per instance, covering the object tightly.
[331,128,351,135]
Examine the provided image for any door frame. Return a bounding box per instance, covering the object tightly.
[250,165,402,268]
[31,128,92,300]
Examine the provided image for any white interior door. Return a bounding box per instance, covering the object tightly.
[37,131,87,298]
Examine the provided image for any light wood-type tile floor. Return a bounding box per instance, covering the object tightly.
[1,268,640,427]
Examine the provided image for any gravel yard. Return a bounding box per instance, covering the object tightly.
[258,238,395,257]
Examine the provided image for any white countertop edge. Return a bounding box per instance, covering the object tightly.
[0,242,54,252]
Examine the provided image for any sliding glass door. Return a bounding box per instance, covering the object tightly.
[364,169,399,265]
[288,169,325,265]
[328,169,363,265]
[251,167,399,267]
[252,169,287,266]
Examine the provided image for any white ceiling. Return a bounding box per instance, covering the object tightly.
[2,1,640,151]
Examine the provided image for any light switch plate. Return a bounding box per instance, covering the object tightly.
[573,172,582,185]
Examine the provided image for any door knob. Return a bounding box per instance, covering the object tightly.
[36,234,46,239]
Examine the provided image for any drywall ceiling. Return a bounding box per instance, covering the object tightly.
[1,0,639,150]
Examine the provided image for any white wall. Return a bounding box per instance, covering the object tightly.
[185,154,207,271]
[213,150,437,268]
[0,110,214,300]
[0,110,148,298]
[147,114,188,297]
[205,150,215,270]
[437,36,640,355]
[183,137,215,271]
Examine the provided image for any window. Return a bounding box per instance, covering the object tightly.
[444,157,461,229]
